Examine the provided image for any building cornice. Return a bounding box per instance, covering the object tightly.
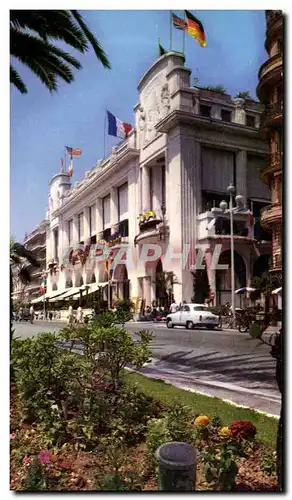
[52,147,140,216]
[155,109,267,141]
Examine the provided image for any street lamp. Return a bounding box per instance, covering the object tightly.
[220,184,237,318]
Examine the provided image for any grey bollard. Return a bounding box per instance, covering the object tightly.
[156,442,197,491]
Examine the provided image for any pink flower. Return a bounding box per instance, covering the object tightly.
[39,450,52,464]
[23,456,30,465]
[10,433,16,440]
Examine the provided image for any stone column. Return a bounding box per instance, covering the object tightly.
[142,166,151,212]
[205,250,217,305]
[110,187,119,232]
[96,198,103,236]
[72,214,79,244]
[236,150,247,203]
[83,207,90,242]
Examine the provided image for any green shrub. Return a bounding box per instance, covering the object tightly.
[260,448,277,476]
[145,404,196,468]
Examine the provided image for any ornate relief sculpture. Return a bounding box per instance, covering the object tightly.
[161,83,170,116]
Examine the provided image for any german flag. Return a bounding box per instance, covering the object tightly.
[185,11,207,47]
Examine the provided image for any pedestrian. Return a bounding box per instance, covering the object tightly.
[76,306,84,324]
[49,311,53,321]
[18,306,23,322]
[169,300,178,314]
[67,306,74,326]
[29,305,34,324]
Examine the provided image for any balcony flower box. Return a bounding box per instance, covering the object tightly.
[137,210,162,231]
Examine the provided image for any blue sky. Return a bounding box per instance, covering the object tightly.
[10,10,267,241]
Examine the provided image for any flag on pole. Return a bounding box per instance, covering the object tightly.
[65,146,82,157]
[68,158,74,177]
[107,110,133,139]
[172,13,187,31]
[185,11,207,47]
[158,38,167,56]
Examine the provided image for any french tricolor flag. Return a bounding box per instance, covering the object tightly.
[107,110,133,139]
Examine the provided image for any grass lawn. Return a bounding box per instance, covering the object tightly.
[124,371,278,448]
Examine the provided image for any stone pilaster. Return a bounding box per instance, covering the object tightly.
[142,166,151,212]
[83,207,90,242]
[236,150,247,203]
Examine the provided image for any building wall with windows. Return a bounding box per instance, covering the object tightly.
[44,52,271,309]
[12,222,47,303]
[257,10,283,275]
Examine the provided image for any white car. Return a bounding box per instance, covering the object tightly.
[166,303,219,330]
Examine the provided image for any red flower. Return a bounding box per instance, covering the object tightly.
[230,421,257,440]
[58,460,71,470]
[39,450,52,464]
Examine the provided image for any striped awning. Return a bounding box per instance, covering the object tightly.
[31,295,46,304]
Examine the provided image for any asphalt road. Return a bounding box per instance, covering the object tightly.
[12,320,280,417]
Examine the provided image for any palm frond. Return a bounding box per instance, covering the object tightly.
[10,242,40,268]
[70,10,111,69]
[10,10,88,52]
[10,64,27,93]
[18,266,31,285]
[10,254,21,265]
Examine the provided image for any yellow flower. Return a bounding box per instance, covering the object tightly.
[194,415,210,427]
[219,426,232,437]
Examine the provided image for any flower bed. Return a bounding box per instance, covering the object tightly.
[10,315,278,492]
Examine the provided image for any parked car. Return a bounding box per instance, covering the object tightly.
[166,303,219,330]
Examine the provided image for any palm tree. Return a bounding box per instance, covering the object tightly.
[10,238,40,328]
[10,10,111,94]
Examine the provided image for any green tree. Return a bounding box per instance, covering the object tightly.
[250,271,282,316]
[10,10,110,94]
[202,84,227,94]
[10,237,40,330]
[235,91,252,100]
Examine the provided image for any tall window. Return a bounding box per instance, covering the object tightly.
[102,195,111,229]
[118,183,128,221]
[161,165,166,207]
[89,204,96,235]
[221,109,231,122]
[200,104,211,118]
[68,219,73,245]
[246,115,256,128]
[53,229,59,261]
[78,213,84,242]
[149,169,153,210]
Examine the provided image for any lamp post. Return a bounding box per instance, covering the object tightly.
[220,184,237,319]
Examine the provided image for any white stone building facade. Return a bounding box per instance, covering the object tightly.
[44,52,271,309]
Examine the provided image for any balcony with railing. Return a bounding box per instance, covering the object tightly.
[260,101,283,130]
[260,202,282,229]
[197,209,254,242]
[257,53,282,101]
[135,207,169,244]
[260,151,282,181]
[97,220,129,248]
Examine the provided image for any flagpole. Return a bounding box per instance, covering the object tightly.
[103,108,107,159]
[182,11,186,58]
[169,10,173,51]
[64,147,66,173]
